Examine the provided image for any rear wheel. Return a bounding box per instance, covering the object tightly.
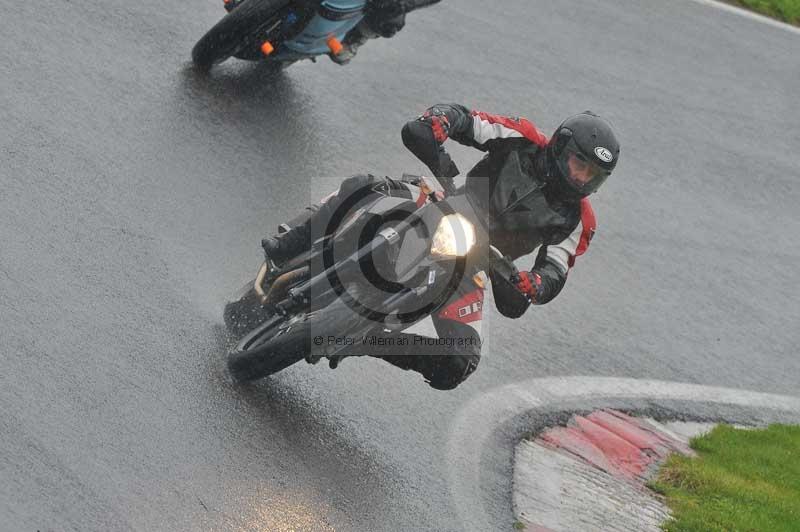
[192,0,292,70]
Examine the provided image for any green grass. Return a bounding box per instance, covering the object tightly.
[649,424,800,532]
[732,0,800,25]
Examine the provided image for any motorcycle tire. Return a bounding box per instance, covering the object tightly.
[192,0,292,70]
[227,294,361,382]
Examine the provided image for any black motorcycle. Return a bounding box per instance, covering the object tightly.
[223,176,521,382]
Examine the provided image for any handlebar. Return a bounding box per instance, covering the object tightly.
[487,245,520,283]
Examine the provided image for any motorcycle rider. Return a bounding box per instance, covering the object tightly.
[330,0,442,65]
[261,105,620,390]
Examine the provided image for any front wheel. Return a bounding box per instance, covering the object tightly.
[227,295,362,382]
[227,314,307,382]
[191,0,292,70]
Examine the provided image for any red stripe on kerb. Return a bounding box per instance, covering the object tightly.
[572,416,648,478]
[539,426,617,472]
[536,409,692,481]
[585,411,689,457]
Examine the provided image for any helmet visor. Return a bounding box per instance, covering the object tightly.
[556,145,611,195]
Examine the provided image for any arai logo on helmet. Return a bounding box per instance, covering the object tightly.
[594,147,613,163]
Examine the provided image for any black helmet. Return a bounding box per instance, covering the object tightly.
[547,111,619,197]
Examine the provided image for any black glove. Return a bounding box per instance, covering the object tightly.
[489,267,532,319]
[437,151,460,179]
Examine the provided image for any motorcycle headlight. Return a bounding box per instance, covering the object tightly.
[430,214,476,258]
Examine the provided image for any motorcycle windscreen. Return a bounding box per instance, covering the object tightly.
[283,0,366,55]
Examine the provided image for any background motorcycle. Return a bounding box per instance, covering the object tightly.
[193,0,365,70]
[222,176,522,382]
[193,0,400,70]
[192,0,439,70]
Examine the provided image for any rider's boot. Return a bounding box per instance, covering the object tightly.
[261,227,310,267]
[377,354,478,391]
[378,354,425,373]
[329,23,377,65]
[261,194,341,266]
[263,174,384,265]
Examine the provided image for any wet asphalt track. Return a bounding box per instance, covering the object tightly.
[1,0,799,530]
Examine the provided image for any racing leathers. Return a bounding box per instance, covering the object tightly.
[262,104,597,390]
[401,104,597,317]
[379,104,598,388]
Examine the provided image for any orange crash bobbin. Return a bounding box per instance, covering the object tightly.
[326,35,343,55]
[260,41,275,56]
